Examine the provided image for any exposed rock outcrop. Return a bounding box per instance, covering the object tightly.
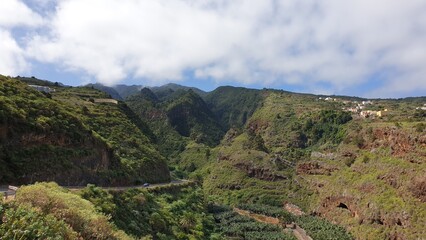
[234,163,287,181]
[296,162,338,175]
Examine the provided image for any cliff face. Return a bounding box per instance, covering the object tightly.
[0,78,118,185]
[0,125,118,186]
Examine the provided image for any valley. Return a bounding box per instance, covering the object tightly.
[0,75,425,239]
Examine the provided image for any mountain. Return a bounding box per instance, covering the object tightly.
[2,75,425,239]
[165,90,224,146]
[126,88,224,161]
[15,76,65,87]
[113,84,143,99]
[204,86,264,129]
[86,83,123,100]
[197,90,426,239]
[0,75,170,186]
[150,83,207,101]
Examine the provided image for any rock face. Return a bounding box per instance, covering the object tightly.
[316,195,411,228]
[409,176,426,202]
[0,122,120,186]
[296,162,338,175]
[365,127,426,163]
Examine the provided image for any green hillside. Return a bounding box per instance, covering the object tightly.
[197,91,425,239]
[126,88,224,160]
[204,86,264,129]
[0,75,170,186]
[151,83,207,100]
[1,75,425,239]
[86,83,123,100]
[113,84,144,99]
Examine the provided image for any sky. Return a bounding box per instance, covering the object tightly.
[0,0,425,98]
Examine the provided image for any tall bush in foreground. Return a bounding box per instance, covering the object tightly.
[14,182,130,240]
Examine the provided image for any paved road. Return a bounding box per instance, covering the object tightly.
[66,179,191,191]
[1,180,192,197]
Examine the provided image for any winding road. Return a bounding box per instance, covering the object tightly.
[1,179,192,200]
[66,179,191,191]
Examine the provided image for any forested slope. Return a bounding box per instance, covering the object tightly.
[0,76,170,186]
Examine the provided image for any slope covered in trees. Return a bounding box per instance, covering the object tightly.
[0,75,170,186]
[1,75,425,239]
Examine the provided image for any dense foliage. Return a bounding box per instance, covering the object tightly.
[0,203,78,239]
[204,86,264,129]
[165,90,224,146]
[295,215,353,240]
[79,185,216,239]
[126,88,224,161]
[150,83,207,101]
[0,76,108,184]
[301,110,352,145]
[8,182,131,239]
[2,75,425,239]
[209,204,296,240]
[0,76,170,185]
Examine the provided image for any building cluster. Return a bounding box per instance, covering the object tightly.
[318,97,338,101]
[28,85,55,93]
[359,109,388,118]
[319,97,388,118]
[343,100,377,117]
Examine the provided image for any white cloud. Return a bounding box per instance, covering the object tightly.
[0,30,28,75]
[0,0,44,28]
[0,0,43,77]
[8,0,426,96]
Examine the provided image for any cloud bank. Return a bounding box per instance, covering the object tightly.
[1,0,426,97]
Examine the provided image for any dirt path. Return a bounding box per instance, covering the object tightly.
[233,208,281,225]
[284,202,305,216]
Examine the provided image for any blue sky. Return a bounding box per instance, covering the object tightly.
[1,0,426,97]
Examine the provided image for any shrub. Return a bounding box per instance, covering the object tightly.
[15,182,128,239]
[415,123,425,133]
[0,204,77,239]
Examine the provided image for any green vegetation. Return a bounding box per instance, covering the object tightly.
[295,215,353,240]
[126,88,224,160]
[165,90,224,146]
[150,83,207,100]
[209,204,296,240]
[0,203,78,239]
[4,182,131,239]
[204,86,264,129]
[86,83,123,100]
[113,84,143,99]
[79,184,216,239]
[301,110,352,145]
[236,203,353,240]
[2,75,425,239]
[0,75,169,185]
